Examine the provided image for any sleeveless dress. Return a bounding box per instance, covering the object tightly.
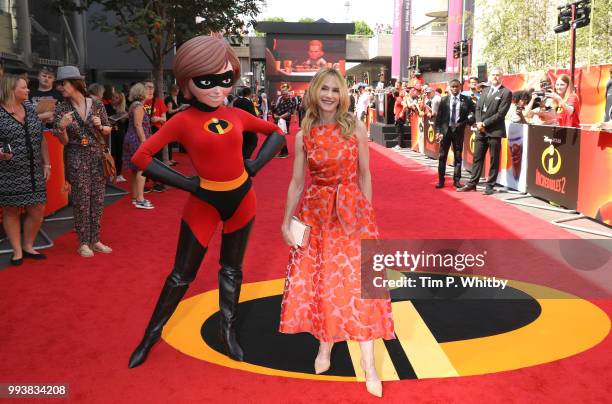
[279,124,395,342]
[123,101,152,172]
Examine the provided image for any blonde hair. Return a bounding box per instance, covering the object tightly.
[0,74,21,105]
[301,68,356,139]
[113,92,127,113]
[129,83,146,102]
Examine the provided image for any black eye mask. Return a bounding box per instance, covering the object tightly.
[192,71,234,89]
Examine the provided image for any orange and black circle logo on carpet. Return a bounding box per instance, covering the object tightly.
[162,274,610,382]
[204,118,233,135]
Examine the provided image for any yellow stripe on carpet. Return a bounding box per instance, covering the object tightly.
[392,300,459,378]
[347,339,399,381]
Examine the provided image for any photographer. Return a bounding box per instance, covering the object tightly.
[525,79,555,125]
[507,90,532,124]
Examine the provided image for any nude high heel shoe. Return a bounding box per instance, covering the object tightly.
[314,342,334,374]
[360,358,382,398]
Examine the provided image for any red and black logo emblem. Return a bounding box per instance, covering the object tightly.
[204,118,233,135]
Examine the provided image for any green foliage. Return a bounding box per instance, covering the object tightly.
[354,20,374,36]
[475,0,611,73]
[50,0,263,95]
[298,17,315,23]
[263,17,285,22]
[254,16,285,36]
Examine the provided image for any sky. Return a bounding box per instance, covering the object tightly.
[257,0,395,27]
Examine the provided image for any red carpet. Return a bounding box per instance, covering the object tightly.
[0,126,610,403]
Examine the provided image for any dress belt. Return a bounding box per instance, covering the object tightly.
[312,181,359,235]
[199,170,248,191]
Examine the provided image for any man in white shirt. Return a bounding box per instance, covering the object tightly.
[458,67,512,195]
[434,79,475,188]
[356,85,370,122]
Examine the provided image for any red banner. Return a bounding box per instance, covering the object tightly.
[577,130,612,224]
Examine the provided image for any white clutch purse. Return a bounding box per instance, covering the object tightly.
[289,216,311,247]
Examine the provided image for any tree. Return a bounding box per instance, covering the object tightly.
[298,17,315,23]
[52,0,263,97]
[262,17,285,22]
[475,0,611,74]
[354,20,374,37]
[254,16,285,36]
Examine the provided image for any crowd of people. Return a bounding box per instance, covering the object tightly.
[368,68,584,193]
[0,62,587,263]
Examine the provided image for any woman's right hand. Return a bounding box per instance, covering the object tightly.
[60,111,74,129]
[63,181,72,194]
[281,223,297,247]
[0,151,13,161]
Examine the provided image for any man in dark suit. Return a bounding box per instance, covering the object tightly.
[434,79,475,188]
[458,67,512,195]
[232,87,258,159]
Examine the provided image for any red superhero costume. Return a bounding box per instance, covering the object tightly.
[132,105,281,241]
[128,36,285,369]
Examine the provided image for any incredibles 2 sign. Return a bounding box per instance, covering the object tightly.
[527,125,580,210]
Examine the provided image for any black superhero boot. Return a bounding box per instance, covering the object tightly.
[218,219,255,361]
[128,221,207,368]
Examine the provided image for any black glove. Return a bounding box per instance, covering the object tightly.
[244,132,286,177]
[142,158,199,193]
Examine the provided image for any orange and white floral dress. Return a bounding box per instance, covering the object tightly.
[279,124,395,342]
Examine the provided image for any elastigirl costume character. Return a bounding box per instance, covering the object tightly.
[128,36,285,368]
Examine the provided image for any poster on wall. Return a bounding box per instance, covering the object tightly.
[497,123,529,192]
[462,127,476,172]
[266,36,346,80]
[526,125,581,209]
[423,118,440,159]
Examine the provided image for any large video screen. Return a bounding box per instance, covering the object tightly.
[266,36,347,80]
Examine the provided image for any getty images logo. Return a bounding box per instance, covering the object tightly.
[541,136,562,175]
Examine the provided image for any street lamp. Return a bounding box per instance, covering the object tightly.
[554,0,591,83]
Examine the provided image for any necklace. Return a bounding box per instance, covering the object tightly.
[3,103,23,117]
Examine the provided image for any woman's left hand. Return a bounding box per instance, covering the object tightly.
[92,116,102,128]
[43,165,51,180]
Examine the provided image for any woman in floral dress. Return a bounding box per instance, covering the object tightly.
[279,68,394,398]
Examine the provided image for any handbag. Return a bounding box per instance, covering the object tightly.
[289,216,311,247]
[92,117,116,180]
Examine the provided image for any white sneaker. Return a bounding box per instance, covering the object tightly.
[116,175,126,182]
[132,198,151,205]
[134,199,154,209]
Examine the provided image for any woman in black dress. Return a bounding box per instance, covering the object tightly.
[0,74,50,265]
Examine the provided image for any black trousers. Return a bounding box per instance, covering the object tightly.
[242,132,258,159]
[438,126,464,183]
[395,119,409,148]
[110,129,125,175]
[468,134,501,189]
